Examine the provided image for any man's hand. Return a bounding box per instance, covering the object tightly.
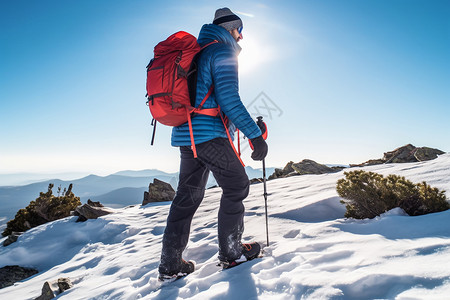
[250,135,268,161]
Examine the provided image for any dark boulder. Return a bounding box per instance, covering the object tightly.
[142,179,175,205]
[73,203,113,222]
[35,281,55,300]
[0,265,38,289]
[57,277,73,293]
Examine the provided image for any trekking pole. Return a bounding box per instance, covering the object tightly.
[249,116,269,247]
[262,157,269,247]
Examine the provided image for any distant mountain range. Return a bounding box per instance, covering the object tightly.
[0,172,89,186]
[0,166,274,228]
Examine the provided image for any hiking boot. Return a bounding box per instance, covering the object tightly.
[220,242,261,269]
[158,259,195,282]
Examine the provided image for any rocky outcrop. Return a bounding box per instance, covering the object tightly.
[2,183,81,238]
[0,265,38,289]
[34,278,73,300]
[4,199,108,245]
[142,179,175,205]
[268,162,298,180]
[73,201,113,222]
[350,144,445,167]
[291,159,343,175]
[269,159,340,180]
[33,184,81,223]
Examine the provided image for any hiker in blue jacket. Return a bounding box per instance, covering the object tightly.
[158,7,268,281]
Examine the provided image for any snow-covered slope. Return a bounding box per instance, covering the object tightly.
[1,154,449,299]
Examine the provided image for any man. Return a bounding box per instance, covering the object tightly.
[158,7,268,281]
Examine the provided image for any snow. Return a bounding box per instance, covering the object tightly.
[1,154,450,299]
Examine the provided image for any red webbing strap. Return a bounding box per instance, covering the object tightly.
[196,85,214,110]
[183,40,218,157]
[237,130,241,156]
[218,107,245,167]
[186,85,217,158]
[186,110,198,158]
[187,85,218,116]
[201,40,218,51]
[195,108,220,116]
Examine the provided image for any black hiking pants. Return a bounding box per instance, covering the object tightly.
[159,138,249,275]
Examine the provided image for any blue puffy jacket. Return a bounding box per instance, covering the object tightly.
[171,24,261,146]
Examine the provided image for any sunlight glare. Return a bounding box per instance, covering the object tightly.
[238,33,273,74]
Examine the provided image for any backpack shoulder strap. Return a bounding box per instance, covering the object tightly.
[187,40,219,106]
[201,40,219,50]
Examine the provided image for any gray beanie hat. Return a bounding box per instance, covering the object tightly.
[213,7,243,32]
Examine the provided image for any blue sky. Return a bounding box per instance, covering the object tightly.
[1,0,449,175]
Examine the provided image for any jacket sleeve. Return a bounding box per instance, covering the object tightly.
[211,45,261,139]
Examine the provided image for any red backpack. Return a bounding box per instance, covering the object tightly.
[146,31,244,165]
[146,32,218,150]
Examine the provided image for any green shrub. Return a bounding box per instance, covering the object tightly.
[337,170,449,219]
[2,183,81,236]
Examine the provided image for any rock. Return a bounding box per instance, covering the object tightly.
[250,178,263,185]
[351,144,445,167]
[330,166,347,172]
[3,231,23,247]
[34,278,73,299]
[268,168,283,180]
[281,161,296,174]
[0,265,38,289]
[74,214,88,222]
[74,204,113,222]
[291,159,340,175]
[349,159,385,167]
[142,179,175,205]
[87,199,104,207]
[269,159,339,179]
[268,161,296,180]
[414,147,445,161]
[57,277,73,293]
[383,144,417,163]
[35,281,56,300]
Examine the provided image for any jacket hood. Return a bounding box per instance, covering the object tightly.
[197,24,241,55]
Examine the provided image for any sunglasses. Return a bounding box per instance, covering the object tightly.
[238,25,243,34]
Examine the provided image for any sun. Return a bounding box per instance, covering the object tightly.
[238,34,272,74]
